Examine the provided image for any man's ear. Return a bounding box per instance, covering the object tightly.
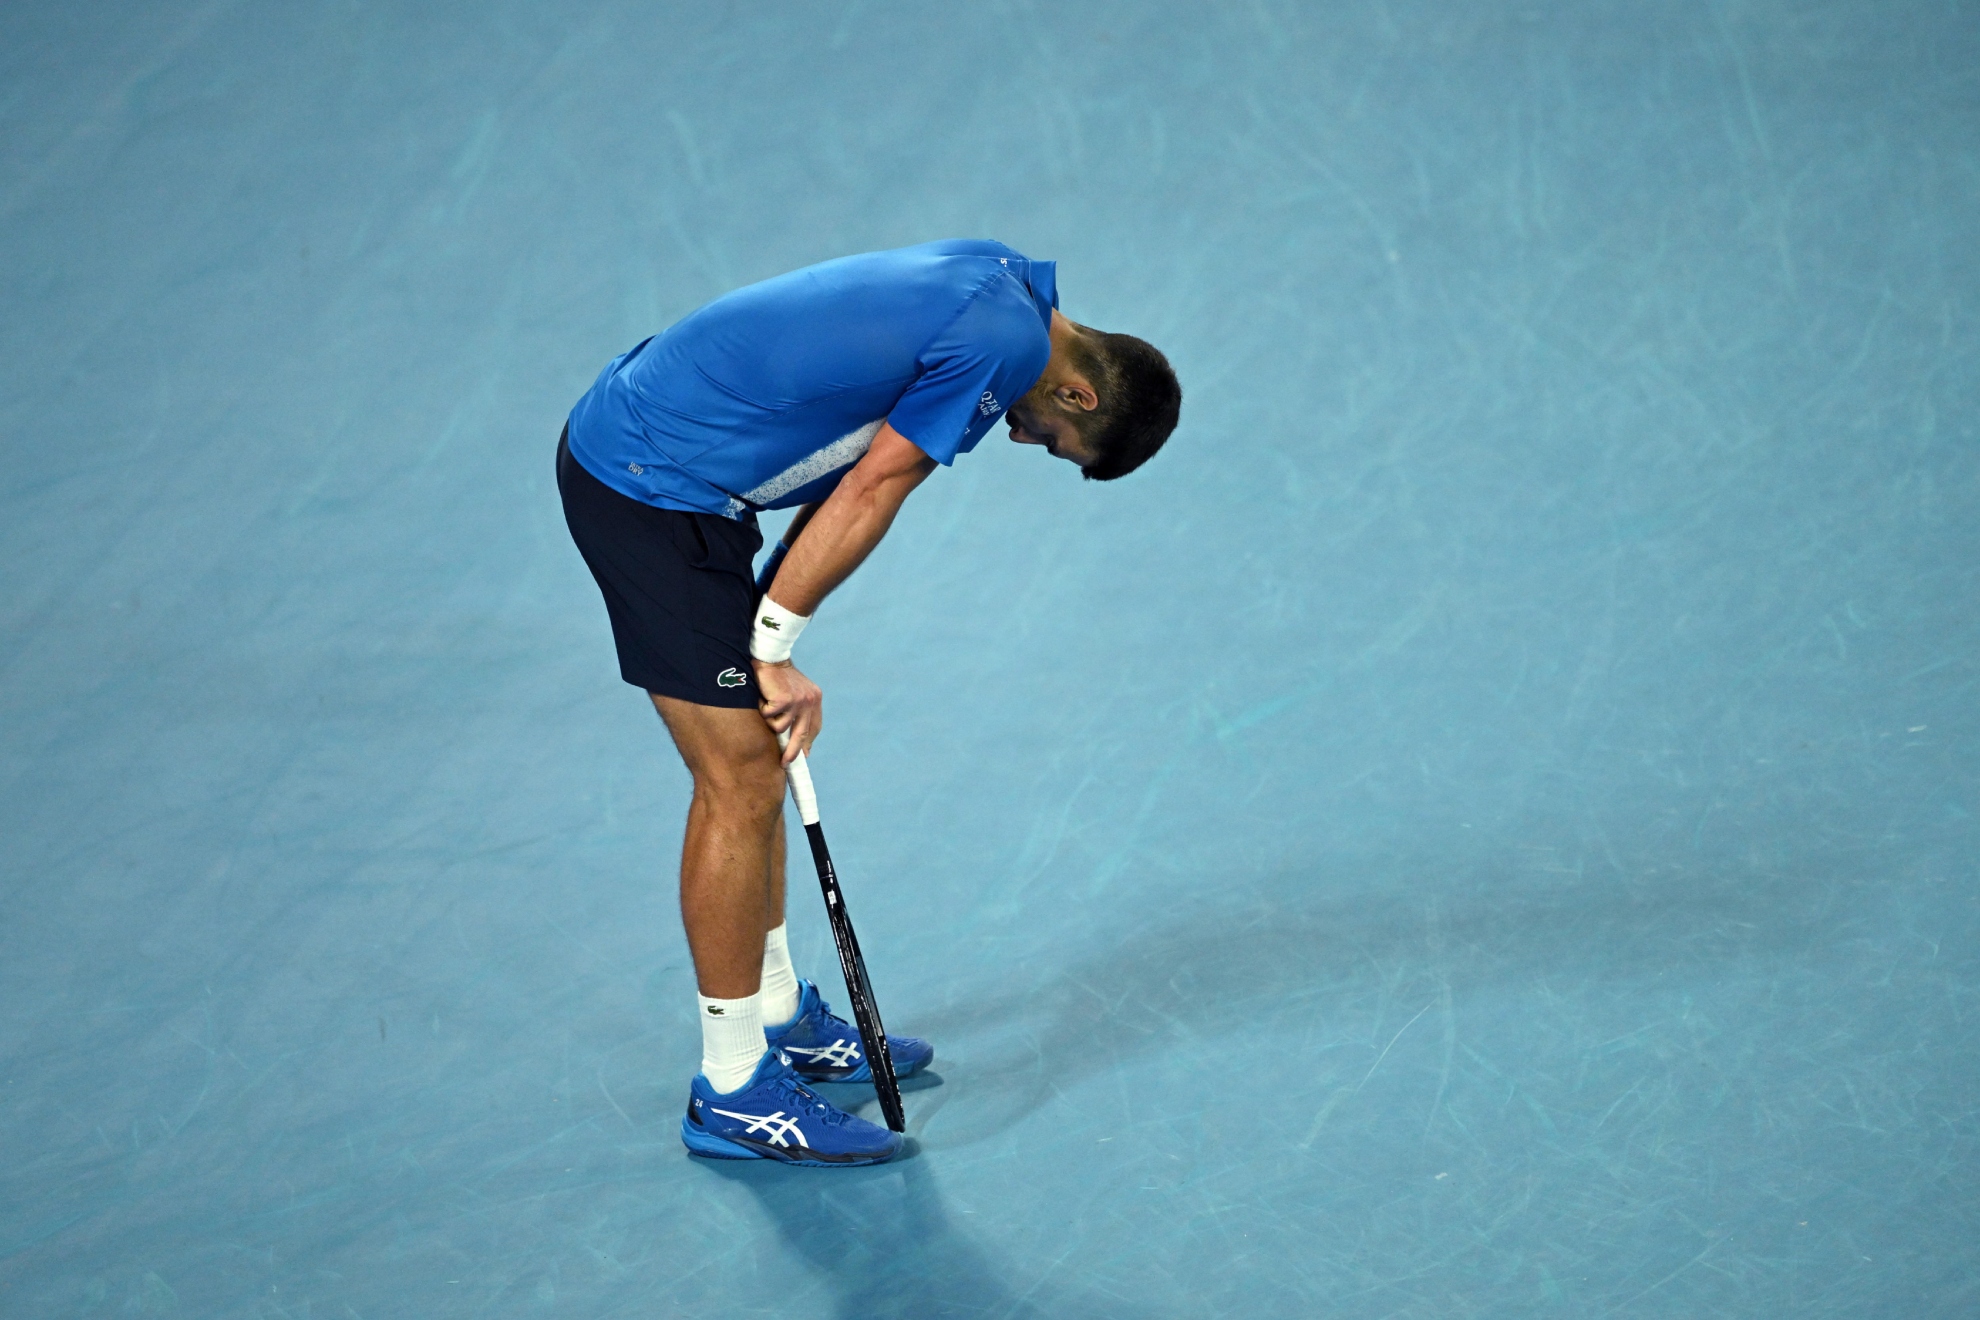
[1056,377,1099,413]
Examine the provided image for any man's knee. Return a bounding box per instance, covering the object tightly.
[652,696,786,818]
[691,744,785,820]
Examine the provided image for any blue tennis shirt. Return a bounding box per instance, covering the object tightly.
[566,239,1058,519]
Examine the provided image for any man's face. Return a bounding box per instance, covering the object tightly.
[1006,378,1098,468]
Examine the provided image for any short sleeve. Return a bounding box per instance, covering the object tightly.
[885,275,1051,465]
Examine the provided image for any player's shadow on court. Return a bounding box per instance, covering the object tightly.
[699,1153,1167,1320]
[905,851,1820,1147]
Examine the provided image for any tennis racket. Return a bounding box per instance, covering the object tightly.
[757,540,907,1132]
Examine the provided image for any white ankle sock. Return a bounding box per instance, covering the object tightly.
[760,924,801,1027]
[697,992,766,1094]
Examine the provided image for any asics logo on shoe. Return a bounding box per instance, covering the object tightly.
[709,1107,805,1148]
[716,668,747,688]
[785,1038,862,1069]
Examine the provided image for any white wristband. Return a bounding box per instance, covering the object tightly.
[750,597,810,663]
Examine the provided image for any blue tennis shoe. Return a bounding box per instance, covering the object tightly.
[765,979,934,1084]
[681,1049,901,1166]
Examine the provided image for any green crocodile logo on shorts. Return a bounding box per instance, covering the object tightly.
[717,667,748,689]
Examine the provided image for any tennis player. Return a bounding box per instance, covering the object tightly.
[558,240,1181,1165]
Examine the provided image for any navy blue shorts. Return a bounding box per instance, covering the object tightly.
[557,426,763,708]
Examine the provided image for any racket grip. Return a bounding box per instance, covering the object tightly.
[755,540,790,597]
[776,731,821,826]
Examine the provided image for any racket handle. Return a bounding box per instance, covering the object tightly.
[754,539,790,597]
[776,730,821,825]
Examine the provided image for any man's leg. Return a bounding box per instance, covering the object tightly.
[650,694,785,1087]
[656,701,802,1023]
[759,812,803,1026]
[653,689,901,1164]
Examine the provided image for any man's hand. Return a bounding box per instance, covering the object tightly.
[754,659,822,764]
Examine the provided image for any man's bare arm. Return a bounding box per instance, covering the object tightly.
[775,502,821,555]
[764,422,936,615]
[753,421,935,761]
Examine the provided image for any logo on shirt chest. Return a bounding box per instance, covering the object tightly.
[977,391,1001,417]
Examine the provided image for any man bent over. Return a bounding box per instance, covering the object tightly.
[558,240,1181,1165]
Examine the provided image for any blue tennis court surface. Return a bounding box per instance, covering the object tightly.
[4,2,1976,1315]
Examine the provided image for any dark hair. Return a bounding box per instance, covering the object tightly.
[1068,331,1182,481]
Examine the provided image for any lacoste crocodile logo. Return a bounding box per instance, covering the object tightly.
[759,615,782,630]
[717,668,748,688]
